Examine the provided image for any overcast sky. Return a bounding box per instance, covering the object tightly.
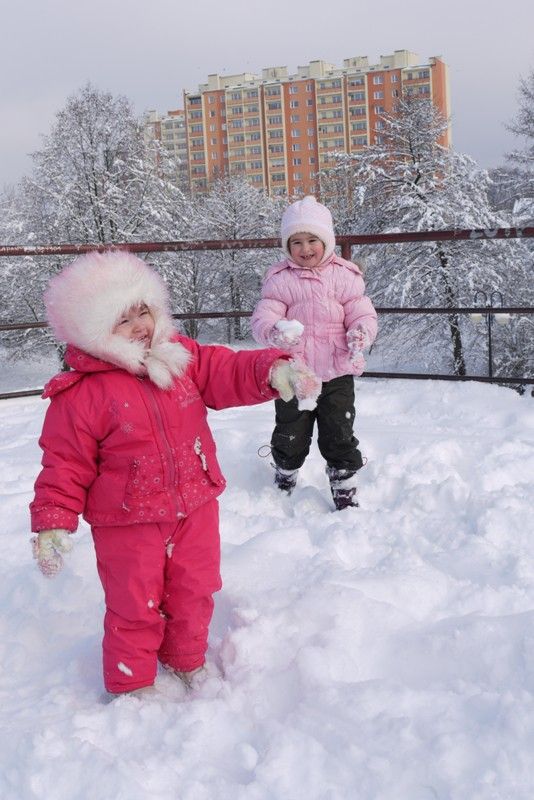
[1,0,533,188]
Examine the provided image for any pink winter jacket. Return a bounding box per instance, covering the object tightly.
[251,254,378,382]
[30,336,285,533]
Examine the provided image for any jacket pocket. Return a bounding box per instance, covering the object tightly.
[177,435,225,491]
[123,455,165,510]
[333,340,353,374]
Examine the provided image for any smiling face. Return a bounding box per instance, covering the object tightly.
[112,303,155,347]
[288,232,326,269]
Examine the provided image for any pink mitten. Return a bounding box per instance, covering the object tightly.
[270,359,322,408]
[347,326,371,363]
[31,529,73,577]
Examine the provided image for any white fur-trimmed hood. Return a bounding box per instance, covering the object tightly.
[44,250,190,388]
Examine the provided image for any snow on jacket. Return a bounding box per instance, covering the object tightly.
[30,336,285,533]
[251,254,378,382]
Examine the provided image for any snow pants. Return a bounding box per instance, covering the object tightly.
[270,374,363,472]
[91,499,221,693]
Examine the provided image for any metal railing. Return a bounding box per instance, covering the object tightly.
[1,226,534,400]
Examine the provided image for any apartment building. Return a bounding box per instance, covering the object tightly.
[149,50,450,196]
[144,108,190,191]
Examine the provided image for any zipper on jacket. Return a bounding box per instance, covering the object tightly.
[138,380,181,515]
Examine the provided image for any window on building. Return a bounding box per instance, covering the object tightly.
[373,91,384,99]
[268,101,282,110]
[268,115,282,125]
[391,74,399,83]
[289,85,298,94]
[372,75,384,85]
[291,129,300,137]
[290,100,299,108]
[309,156,316,164]
[292,158,302,165]
[291,143,301,151]
[373,105,385,114]
[291,114,300,123]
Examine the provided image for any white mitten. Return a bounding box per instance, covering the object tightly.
[269,319,304,348]
[31,529,73,577]
[347,326,371,364]
[270,359,322,408]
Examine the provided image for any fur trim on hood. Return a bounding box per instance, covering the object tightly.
[44,251,190,388]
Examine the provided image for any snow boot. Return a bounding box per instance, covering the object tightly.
[166,665,206,690]
[273,465,299,495]
[327,467,359,510]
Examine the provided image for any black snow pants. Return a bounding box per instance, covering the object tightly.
[270,374,363,472]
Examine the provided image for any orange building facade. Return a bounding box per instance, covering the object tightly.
[177,50,450,196]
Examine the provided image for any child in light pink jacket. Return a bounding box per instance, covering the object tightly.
[251,196,378,509]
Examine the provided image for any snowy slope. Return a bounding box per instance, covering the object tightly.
[1,379,534,800]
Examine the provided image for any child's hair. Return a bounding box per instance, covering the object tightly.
[280,196,336,262]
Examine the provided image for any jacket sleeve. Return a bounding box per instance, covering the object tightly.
[343,273,378,344]
[251,273,290,346]
[30,391,99,533]
[182,337,289,410]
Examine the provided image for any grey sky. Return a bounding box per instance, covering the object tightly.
[1,0,533,188]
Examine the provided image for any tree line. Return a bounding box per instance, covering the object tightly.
[1,78,533,383]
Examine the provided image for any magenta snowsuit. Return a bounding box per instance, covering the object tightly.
[31,336,284,693]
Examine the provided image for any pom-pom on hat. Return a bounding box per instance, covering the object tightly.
[280,195,336,264]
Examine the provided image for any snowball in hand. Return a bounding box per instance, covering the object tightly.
[277,319,304,337]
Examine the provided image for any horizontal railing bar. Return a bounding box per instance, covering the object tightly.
[2,370,532,402]
[1,307,532,333]
[1,227,533,258]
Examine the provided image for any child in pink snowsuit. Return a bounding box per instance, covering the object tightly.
[30,251,320,696]
[251,196,378,509]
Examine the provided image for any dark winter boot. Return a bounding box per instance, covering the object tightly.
[326,467,359,510]
[273,465,299,495]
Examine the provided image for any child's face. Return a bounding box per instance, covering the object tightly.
[113,303,155,348]
[288,232,325,269]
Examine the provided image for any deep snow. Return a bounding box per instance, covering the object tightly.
[1,374,534,799]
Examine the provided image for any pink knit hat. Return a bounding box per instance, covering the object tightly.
[280,195,336,263]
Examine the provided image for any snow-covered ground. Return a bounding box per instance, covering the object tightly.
[1,375,534,800]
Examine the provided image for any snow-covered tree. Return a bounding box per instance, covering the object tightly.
[320,97,530,377]
[190,176,283,341]
[0,84,190,365]
[506,70,534,196]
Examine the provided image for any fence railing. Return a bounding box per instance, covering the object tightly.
[1,226,534,400]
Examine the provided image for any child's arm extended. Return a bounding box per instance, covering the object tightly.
[180,337,319,411]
